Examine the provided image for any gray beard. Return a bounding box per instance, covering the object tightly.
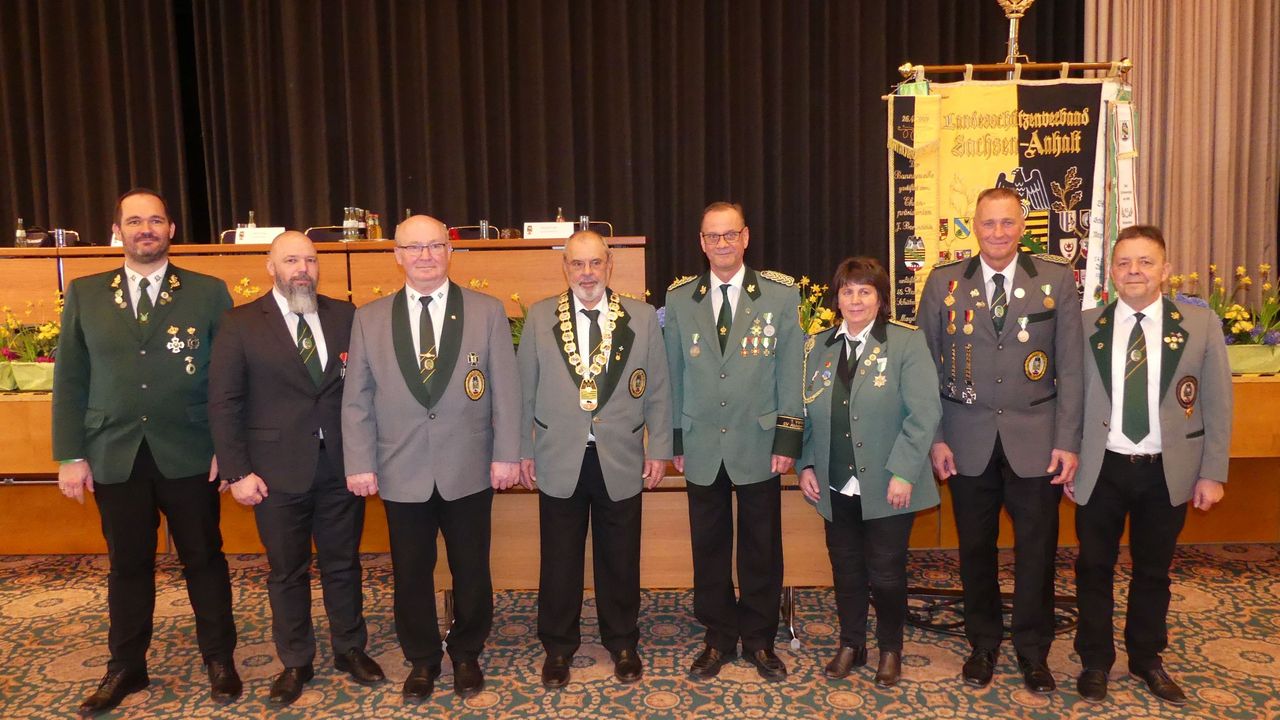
[278,280,318,315]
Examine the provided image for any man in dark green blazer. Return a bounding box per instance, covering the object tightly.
[662,202,805,681]
[52,189,240,716]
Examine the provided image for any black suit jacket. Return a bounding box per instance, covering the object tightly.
[209,293,356,493]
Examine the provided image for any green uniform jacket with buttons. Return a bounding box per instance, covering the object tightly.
[52,265,233,483]
[916,252,1084,479]
[662,267,804,486]
[798,319,942,521]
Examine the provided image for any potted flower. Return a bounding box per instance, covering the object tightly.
[0,299,61,391]
[1170,263,1280,373]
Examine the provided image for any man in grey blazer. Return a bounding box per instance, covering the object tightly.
[342,215,521,701]
[517,231,673,688]
[917,187,1083,693]
[662,201,804,681]
[1068,225,1229,706]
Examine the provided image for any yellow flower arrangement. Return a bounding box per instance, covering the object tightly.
[0,293,62,363]
[797,276,837,335]
[1178,262,1280,345]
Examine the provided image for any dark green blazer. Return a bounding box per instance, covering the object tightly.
[52,264,233,483]
[798,319,942,521]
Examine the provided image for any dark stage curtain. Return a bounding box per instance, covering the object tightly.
[0,0,192,246]
[3,0,1084,300]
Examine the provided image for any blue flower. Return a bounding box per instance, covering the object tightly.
[656,306,666,329]
[1174,292,1210,308]
[1225,335,1237,345]
[1265,330,1280,346]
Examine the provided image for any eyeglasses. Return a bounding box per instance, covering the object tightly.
[700,230,745,246]
[396,242,449,257]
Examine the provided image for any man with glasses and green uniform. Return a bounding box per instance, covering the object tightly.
[662,201,804,681]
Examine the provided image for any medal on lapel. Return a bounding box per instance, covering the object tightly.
[339,351,348,379]
[1017,316,1030,343]
[946,309,957,335]
[962,309,975,335]
[873,357,888,387]
[184,355,196,375]
[1041,283,1055,309]
[689,332,702,357]
[185,327,200,350]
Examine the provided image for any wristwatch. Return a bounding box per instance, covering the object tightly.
[226,475,248,484]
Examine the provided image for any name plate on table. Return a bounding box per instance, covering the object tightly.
[235,227,285,244]
[523,221,575,239]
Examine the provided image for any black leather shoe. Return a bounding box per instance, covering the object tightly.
[823,646,868,679]
[78,668,149,716]
[453,658,485,698]
[1076,669,1108,703]
[206,658,243,703]
[611,648,643,683]
[541,654,571,689]
[1130,667,1186,706]
[1017,655,1056,694]
[962,648,997,687]
[746,648,788,681]
[689,645,737,680]
[402,663,441,702]
[268,665,314,707]
[875,650,902,687]
[335,648,385,685]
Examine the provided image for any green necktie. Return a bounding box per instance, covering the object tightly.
[296,313,323,386]
[717,284,733,352]
[419,296,436,382]
[581,308,602,361]
[136,277,153,324]
[991,273,1008,334]
[838,338,859,385]
[1122,312,1149,443]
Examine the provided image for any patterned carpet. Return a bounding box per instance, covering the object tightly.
[1,545,1278,719]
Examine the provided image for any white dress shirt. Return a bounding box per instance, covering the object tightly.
[272,287,328,370]
[709,264,746,323]
[1107,298,1163,454]
[124,262,168,317]
[406,281,449,354]
[831,319,873,496]
[979,256,1016,305]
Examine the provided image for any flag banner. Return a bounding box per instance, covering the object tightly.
[887,78,1134,321]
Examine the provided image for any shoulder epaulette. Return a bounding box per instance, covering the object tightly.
[759,270,795,287]
[932,257,965,269]
[1034,253,1071,265]
[889,319,918,330]
[667,275,698,291]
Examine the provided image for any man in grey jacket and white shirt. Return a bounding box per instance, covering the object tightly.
[517,231,673,688]
[1068,225,1229,706]
[342,215,521,702]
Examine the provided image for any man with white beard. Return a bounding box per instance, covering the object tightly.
[209,231,383,706]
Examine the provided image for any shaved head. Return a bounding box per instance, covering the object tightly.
[267,230,319,314]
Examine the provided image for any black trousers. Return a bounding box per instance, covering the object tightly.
[383,487,493,668]
[253,445,367,668]
[92,440,236,672]
[825,492,916,652]
[949,436,1062,661]
[1074,451,1187,672]
[686,464,783,654]
[537,444,643,657]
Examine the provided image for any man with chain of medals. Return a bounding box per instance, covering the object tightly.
[517,231,672,687]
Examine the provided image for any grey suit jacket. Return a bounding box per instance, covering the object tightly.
[341,283,521,502]
[518,290,673,501]
[917,253,1084,478]
[798,319,942,521]
[1075,298,1232,506]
